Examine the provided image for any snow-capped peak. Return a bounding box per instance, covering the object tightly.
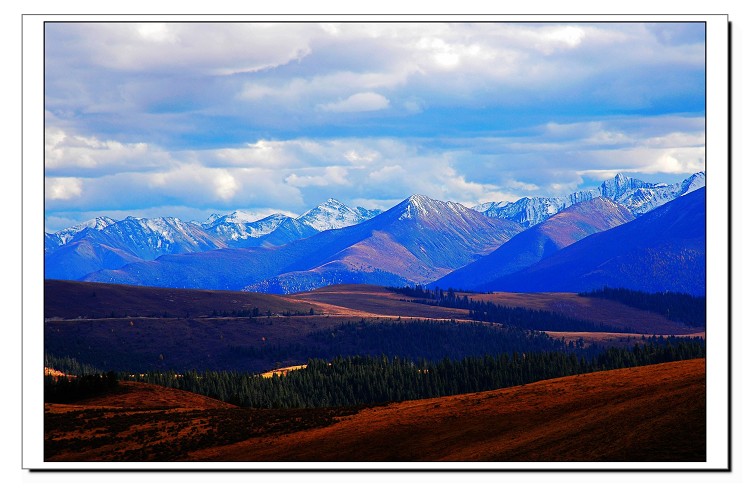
[395,194,472,221]
[55,216,116,243]
[297,198,373,232]
[681,171,706,195]
[473,200,510,213]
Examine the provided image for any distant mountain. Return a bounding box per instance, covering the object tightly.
[296,198,379,232]
[45,199,381,279]
[201,212,293,247]
[47,173,705,293]
[476,172,705,227]
[201,199,381,248]
[45,217,226,280]
[433,197,635,290]
[85,194,523,292]
[45,216,117,253]
[479,187,706,296]
[45,232,62,253]
[96,217,226,260]
[45,238,145,281]
[246,195,523,293]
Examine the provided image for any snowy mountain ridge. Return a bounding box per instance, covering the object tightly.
[475,172,705,227]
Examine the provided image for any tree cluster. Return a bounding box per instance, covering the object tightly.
[132,336,704,409]
[44,353,103,376]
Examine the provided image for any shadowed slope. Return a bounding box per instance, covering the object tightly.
[189,359,705,462]
[435,197,634,290]
[482,188,706,295]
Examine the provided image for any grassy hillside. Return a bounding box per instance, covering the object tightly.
[45,359,705,462]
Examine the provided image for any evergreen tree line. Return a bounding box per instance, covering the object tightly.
[44,371,119,403]
[44,353,104,376]
[578,287,706,327]
[387,286,634,333]
[130,336,705,409]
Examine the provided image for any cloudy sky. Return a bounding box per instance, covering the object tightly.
[44,22,706,231]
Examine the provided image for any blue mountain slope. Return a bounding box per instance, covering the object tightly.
[433,197,634,290]
[480,188,706,296]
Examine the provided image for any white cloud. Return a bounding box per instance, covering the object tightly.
[529,25,587,54]
[345,150,380,164]
[48,23,316,75]
[285,166,351,187]
[45,177,83,200]
[213,140,298,168]
[45,126,173,173]
[318,92,390,113]
[368,165,406,183]
[213,171,240,200]
[507,179,541,192]
[44,119,706,221]
[136,23,178,43]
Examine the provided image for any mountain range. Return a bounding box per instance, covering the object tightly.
[83,195,523,291]
[200,199,381,248]
[434,196,636,291]
[45,172,707,296]
[474,171,705,227]
[44,199,380,280]
[477,187,705,295]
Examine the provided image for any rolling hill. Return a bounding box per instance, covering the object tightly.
[45,359,705,462]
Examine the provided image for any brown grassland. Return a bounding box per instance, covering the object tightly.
[45,359,705,463]
[44,281,706,463]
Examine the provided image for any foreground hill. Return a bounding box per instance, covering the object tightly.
[45,359,705,462]
[192,358,705,462]
[481,188,706,295]
[435,197,634,290]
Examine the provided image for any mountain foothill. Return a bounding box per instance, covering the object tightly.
[44,171,706,296]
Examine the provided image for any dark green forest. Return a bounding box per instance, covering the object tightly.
[126,336,704,409]
[45,353,103,376]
